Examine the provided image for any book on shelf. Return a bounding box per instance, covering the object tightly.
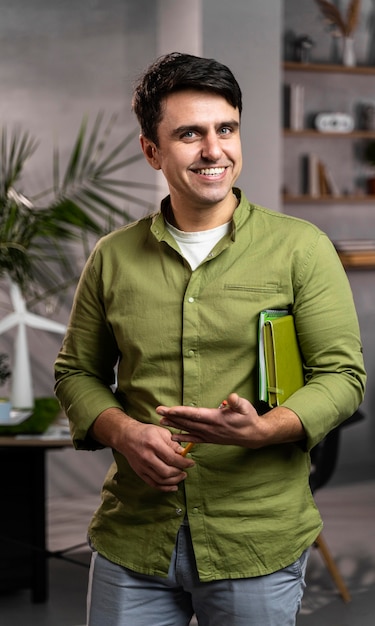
[334,239,375,267]
[322,163,340,196]
[305,153,340,197]
[258,310,304,407]
[285,83,304,131]
[307,153,319,197]
[334,239,375,251]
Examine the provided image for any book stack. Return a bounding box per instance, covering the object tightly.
[334,239,375,269]
[258,310,304,408]
[306,153,340,198]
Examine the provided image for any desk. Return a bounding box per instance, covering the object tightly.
[0,432,72,603]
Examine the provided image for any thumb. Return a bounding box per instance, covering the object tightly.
[227,393,251,414]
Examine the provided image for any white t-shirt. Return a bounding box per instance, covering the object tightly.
[166,221,231,270]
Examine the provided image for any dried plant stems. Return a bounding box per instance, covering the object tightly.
[315,0,361,37]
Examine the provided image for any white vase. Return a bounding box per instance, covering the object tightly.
[342,37,356,67]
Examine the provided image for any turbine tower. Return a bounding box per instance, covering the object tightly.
[0,280,66,409]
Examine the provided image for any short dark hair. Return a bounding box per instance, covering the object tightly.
[132,52,242,145]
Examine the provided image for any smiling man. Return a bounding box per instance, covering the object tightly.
[140,89,242,230]
[55,52,366,626]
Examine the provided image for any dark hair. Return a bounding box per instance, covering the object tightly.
[132,52,242,145]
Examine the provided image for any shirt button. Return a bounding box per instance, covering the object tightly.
[188,350,195,357]
[192,507,199,514]
[176,508,183,516]
[188,297,195,303]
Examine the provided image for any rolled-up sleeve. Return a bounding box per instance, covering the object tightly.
[55,247,123,449]
[283,233,366,449]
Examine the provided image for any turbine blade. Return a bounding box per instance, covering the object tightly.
[0,313,19,334]
[24,312,66,334]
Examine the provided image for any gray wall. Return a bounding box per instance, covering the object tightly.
[0,1,372,496]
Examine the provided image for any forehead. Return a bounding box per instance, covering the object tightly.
[159,89,239,126]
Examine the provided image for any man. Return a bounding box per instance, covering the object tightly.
[55,52,366,625]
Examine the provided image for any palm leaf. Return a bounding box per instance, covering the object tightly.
[0,116,157,298]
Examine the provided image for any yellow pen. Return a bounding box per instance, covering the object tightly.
[179,400,228,456]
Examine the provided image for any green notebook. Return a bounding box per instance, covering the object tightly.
[263,314,304,408]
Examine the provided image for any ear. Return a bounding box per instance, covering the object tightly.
[140,135,162,170]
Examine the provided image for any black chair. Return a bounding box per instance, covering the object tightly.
[309,409,365,603]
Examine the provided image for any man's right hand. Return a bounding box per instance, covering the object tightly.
[89,408,195,492]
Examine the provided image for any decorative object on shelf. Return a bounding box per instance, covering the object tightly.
[314,112,354,133]
[342,35,356,66]
[363,140,375,193]
[285,83,305,130]
[0,353,11,422]
[294,35,315,63]
[361,104,375,130]
[315,0,361,67]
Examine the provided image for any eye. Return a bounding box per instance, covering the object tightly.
[219,126,232,136]
[181,130,197,140]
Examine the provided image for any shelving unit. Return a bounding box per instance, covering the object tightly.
[284,129,375,139]
[282,61,375,269]
[336,250,375,269]
[284,61,375,75]
[283,194,375,204]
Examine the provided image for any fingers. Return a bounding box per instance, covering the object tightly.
[156,395,259,448]
[124,427,194,492]
[140,463,188,492]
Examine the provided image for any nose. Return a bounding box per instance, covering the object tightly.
[201,131,222,161]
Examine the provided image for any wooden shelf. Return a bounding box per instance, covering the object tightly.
[283,61,375,75]
[283,194,375,204]
[284,129,375,139]
[337,250,375,269]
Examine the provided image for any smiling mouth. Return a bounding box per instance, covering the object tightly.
[194,167,226,176]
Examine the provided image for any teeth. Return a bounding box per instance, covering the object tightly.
[196,167,225,176]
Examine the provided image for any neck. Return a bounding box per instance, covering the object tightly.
[166,191,239,232]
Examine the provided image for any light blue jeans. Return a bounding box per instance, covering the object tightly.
[87,522,308,626]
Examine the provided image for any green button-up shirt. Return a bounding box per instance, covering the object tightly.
[55,190,366,580]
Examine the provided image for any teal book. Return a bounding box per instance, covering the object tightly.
[258,309,288,403]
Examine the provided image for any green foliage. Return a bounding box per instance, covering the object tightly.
[0,114,155,297]
[0,396,60,434]
[0,353,11,387]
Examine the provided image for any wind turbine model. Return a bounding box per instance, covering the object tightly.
[0,280,66,410]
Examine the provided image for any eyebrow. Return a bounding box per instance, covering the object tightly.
[171,120,240,137]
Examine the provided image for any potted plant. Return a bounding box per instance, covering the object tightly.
[363,141,375,194]
[0,114,154,300]
[0,353,11,422]
[0,114,156,413]
[315,0,361,67]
